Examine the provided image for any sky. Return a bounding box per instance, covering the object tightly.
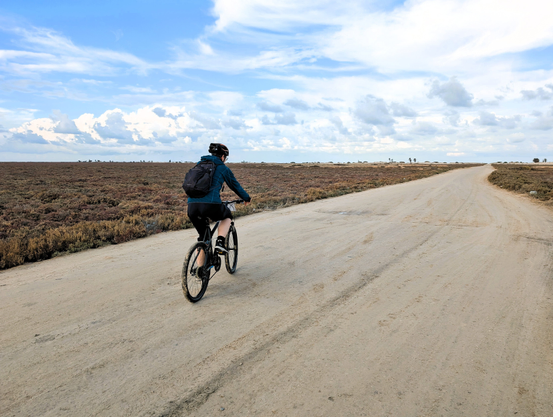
[1,0,552,163]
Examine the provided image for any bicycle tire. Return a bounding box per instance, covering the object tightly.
[225,225,238,274]
[182,242,209,302]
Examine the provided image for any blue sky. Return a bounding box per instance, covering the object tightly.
[1,0,552,162]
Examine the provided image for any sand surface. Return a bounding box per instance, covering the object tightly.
[1,164,552,416]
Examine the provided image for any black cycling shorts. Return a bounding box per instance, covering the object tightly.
[187,202,233,240]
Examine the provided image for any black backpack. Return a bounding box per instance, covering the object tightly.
[182,160,216,198]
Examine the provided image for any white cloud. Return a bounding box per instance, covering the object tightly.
[51,110,81,134]
[473,111,521,129]
[353,95,395,127]
[428,77,473,107]
[188,111,222,130]
[208,91,245,110]
[530,107,553,130]
[0,107,39,129]
[329,115,349,135]
[1,23,150,76]
[194,0,553,81]
[521,85,553,100]
[237,0,553,73]
[274,112,297,125]
[390,102,417,118]
[261,112,298,125]
[11,130,50,144]
[317,103,333,111]
[506,133,525,144]
[284,98,310,110]
[257,101,283,112]
[120,86,156,94]
[223,117,249,130]
[197,40,214,56]
[442,110,462,127]
[410,121,439,136]
[3,2,553,162]
[94,111,136,143]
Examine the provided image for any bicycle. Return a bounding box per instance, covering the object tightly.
[182,200,243,302]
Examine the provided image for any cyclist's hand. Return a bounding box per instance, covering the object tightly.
[244,200,250,206]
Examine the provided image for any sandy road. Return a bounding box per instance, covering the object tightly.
[1,165,553,417]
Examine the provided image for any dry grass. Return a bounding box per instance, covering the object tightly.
[489,164,553,201]
[1,161,480,269]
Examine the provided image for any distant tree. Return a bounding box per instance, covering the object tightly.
[409,158,412,163]
[533,158,540,163]
[543,158,547,163]
[414,158,417,163]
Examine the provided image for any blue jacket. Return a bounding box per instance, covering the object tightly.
[187,155,251,204]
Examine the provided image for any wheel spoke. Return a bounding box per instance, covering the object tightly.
[182,243,208,302]
[225,227,239,274]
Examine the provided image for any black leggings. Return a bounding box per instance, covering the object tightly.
[187,203,233,241]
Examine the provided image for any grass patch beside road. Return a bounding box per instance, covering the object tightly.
[1,162,479,270]
[488,164,553,201]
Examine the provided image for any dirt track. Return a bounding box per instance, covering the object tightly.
[1,165,552,416]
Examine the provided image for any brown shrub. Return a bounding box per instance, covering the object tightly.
[489,164,553,201]
[0,161,480,269]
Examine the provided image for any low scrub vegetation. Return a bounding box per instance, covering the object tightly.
[489,164,553,201]
[1,162,478,269]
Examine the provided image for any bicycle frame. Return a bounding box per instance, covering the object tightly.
[182,199,243,302]
[201,213,235,246]
[198,199,243,277]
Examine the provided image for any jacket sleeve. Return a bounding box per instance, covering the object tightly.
[222,166,251,202]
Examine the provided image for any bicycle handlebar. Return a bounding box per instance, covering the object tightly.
[223,199,245,205]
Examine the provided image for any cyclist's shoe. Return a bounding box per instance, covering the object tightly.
[197,265,208,281]
[214,236,228,254]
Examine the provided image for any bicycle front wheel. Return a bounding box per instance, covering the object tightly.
[225,225,238,274]
[182,242,209,302]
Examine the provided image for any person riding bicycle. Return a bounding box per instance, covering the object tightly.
[187,143,251,254]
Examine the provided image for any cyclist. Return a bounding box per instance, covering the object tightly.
[187,143,251,255]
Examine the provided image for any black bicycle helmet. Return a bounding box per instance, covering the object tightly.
[208,143,229,157]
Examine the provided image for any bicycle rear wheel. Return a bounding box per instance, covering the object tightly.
[182,242,209,302]
[225,225,238,274]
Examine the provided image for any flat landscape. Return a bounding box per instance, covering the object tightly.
[0,161,476,269]
[1,164,552,416]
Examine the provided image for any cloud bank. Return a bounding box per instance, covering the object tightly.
[1,0,553,162]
